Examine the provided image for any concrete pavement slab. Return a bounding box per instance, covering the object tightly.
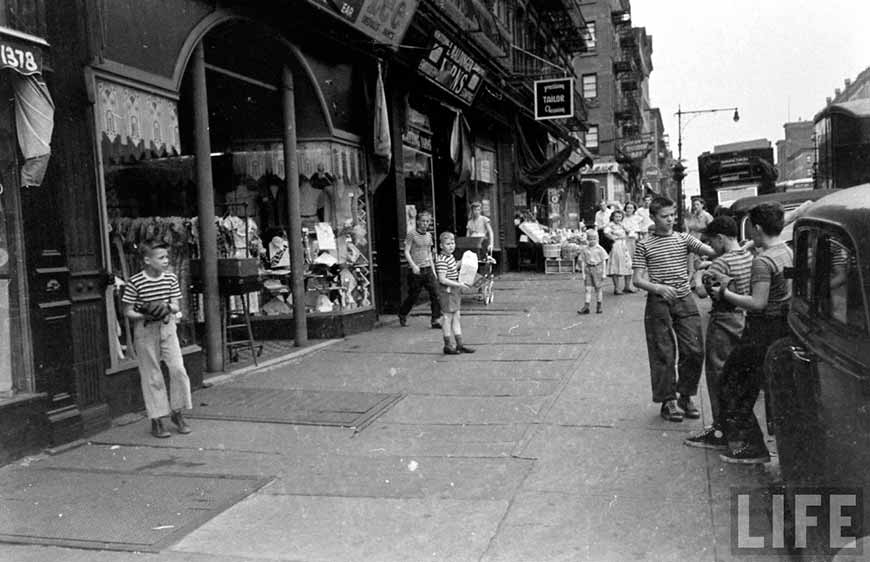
[380,395,548,424]
[480,490,717,562]
[520,425,710,500]
[348,422,528,458]
[172,495,509,562]
[0,544,266,562]
[0,466,268,552]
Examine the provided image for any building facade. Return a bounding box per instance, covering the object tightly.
[0,0,592,463]
[776,120,814,185]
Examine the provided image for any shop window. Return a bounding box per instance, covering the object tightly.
[468,146,499,250]
[582,74,597,100]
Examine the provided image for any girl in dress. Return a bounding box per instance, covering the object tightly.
[603,209,636,294]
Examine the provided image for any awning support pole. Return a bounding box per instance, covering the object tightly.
[282,66,307,346]
[192,42,223,373]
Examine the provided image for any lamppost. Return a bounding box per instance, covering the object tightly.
[674,105,739,227]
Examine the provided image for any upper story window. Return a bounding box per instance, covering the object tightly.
[585,125,599,149]
[582,74,598,99]
[585,22,597,51]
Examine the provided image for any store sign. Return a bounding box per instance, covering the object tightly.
[533,78,574,121]
[308,0,418,47]
[402,126,432,153]
[418,30,485,106]
[0,33,44,75]
[617,136,653,161]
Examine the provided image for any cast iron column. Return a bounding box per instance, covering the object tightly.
[192,43,223,372]
[282,66,307,346]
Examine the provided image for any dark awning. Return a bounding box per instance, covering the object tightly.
[514,115,592,192]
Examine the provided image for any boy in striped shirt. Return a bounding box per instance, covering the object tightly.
[684,216,752,449]
[122,241,192,438]
[434,232,473,355]
[632,197,716,422]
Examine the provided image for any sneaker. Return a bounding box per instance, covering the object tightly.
[684,427,727,450]
[170,410,192,434]
[578,305,590,315]
[443,345,459,355]
[431,321,442,329]
[151,418,171,438]
[398,314,407,327]
[720,442,770,464]
[677,396,700,419]
[660,400,684,422]
[457,345,475,354]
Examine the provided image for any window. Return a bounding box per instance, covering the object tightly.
[817,232,866,331]
[582,74,598,99]
[585,22,597,50]
[585,125,599,149]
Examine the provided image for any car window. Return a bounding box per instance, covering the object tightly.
[794,228,815,301]
[816,231,866,332]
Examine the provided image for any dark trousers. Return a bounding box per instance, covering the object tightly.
[643,293,704,403]
[398,266,441,321]
[705,311,745,426]
[719,315,790,447]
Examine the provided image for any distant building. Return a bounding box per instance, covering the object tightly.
[776,121,815,183]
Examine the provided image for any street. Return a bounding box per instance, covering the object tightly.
[0,272,797,561]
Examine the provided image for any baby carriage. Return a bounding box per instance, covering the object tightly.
[454,236,497,305]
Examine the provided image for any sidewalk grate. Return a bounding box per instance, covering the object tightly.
[188,387,404,431]
[0,466,269,552]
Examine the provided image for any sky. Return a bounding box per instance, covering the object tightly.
[630,0,870,198]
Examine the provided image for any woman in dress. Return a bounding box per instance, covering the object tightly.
[622,201,642,257]
[603,209,635,294]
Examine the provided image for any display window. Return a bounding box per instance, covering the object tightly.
[467,146,499,249]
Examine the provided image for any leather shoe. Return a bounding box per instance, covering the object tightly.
[677,396,700,419]
[170,410,192,434]
[151,418,171,438]
[457,345,476,354]
[431,321,442,329]
[398,314,407,327]
[443,346,459,355]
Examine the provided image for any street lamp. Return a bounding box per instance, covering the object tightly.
[675,105,739,227]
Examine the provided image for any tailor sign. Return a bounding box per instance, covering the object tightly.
[534,78,574,121]
[308,0,418,47]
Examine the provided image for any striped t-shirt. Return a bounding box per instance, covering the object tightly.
[405,230,434,268]
[122,271,182,306]
[434,252,459,283]
[750,243,793,318]
[708,249,753,313]
[633,231,704,298]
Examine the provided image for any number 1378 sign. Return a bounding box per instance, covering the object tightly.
[0,37,42,75]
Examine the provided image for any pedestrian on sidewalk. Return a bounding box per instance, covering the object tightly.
[632,196,716,422]
[122,240,192,438]
[708,203,792,464]
[603,208,635,294]
[577,230,608,314]
[398,210,442,329]
[684,216,752,449]
[435,232,474,355]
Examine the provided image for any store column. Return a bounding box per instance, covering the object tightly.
[281,66,306,346]
[191,43,222,373]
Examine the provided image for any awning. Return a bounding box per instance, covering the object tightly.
[2,26,53,187]
[514,115,592,192]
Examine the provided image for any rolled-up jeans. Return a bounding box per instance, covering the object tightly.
[643,293,704,403]
[705,311,745,425]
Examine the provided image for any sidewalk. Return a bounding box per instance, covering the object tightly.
[0,272,785,561]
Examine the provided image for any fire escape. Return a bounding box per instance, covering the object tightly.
[611,7,642,139]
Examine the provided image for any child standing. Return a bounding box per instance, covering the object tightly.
[684,216,752,449]
[434,232,474,355]
[122,241,193,438]
[632,197,716,422]
[577,230,609,314]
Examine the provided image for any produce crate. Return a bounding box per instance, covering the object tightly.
[542,244,562,259]
[544,258,574,274]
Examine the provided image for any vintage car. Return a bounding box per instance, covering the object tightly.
[728,188,837,243]
[763,183,870,553]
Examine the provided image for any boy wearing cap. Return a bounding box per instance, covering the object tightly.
[684,216,752,449]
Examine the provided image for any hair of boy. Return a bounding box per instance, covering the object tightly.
[139,240,169,259]
[586,230,598,239]
[416,210,432,220]
[702,215,738,239]
[649,196,675,217]
[470,201,482,209]
[439,231,455,243]
[748,202,785,236]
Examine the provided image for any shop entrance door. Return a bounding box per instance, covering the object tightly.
[19,177,82,443]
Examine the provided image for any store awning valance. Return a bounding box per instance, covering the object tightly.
[514,115,592,192]
[3,27,54,187]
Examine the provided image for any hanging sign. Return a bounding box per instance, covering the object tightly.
[534,78,574,121]
[418,30,485,106]
[307,0,418,47]
[0,29,45,75]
